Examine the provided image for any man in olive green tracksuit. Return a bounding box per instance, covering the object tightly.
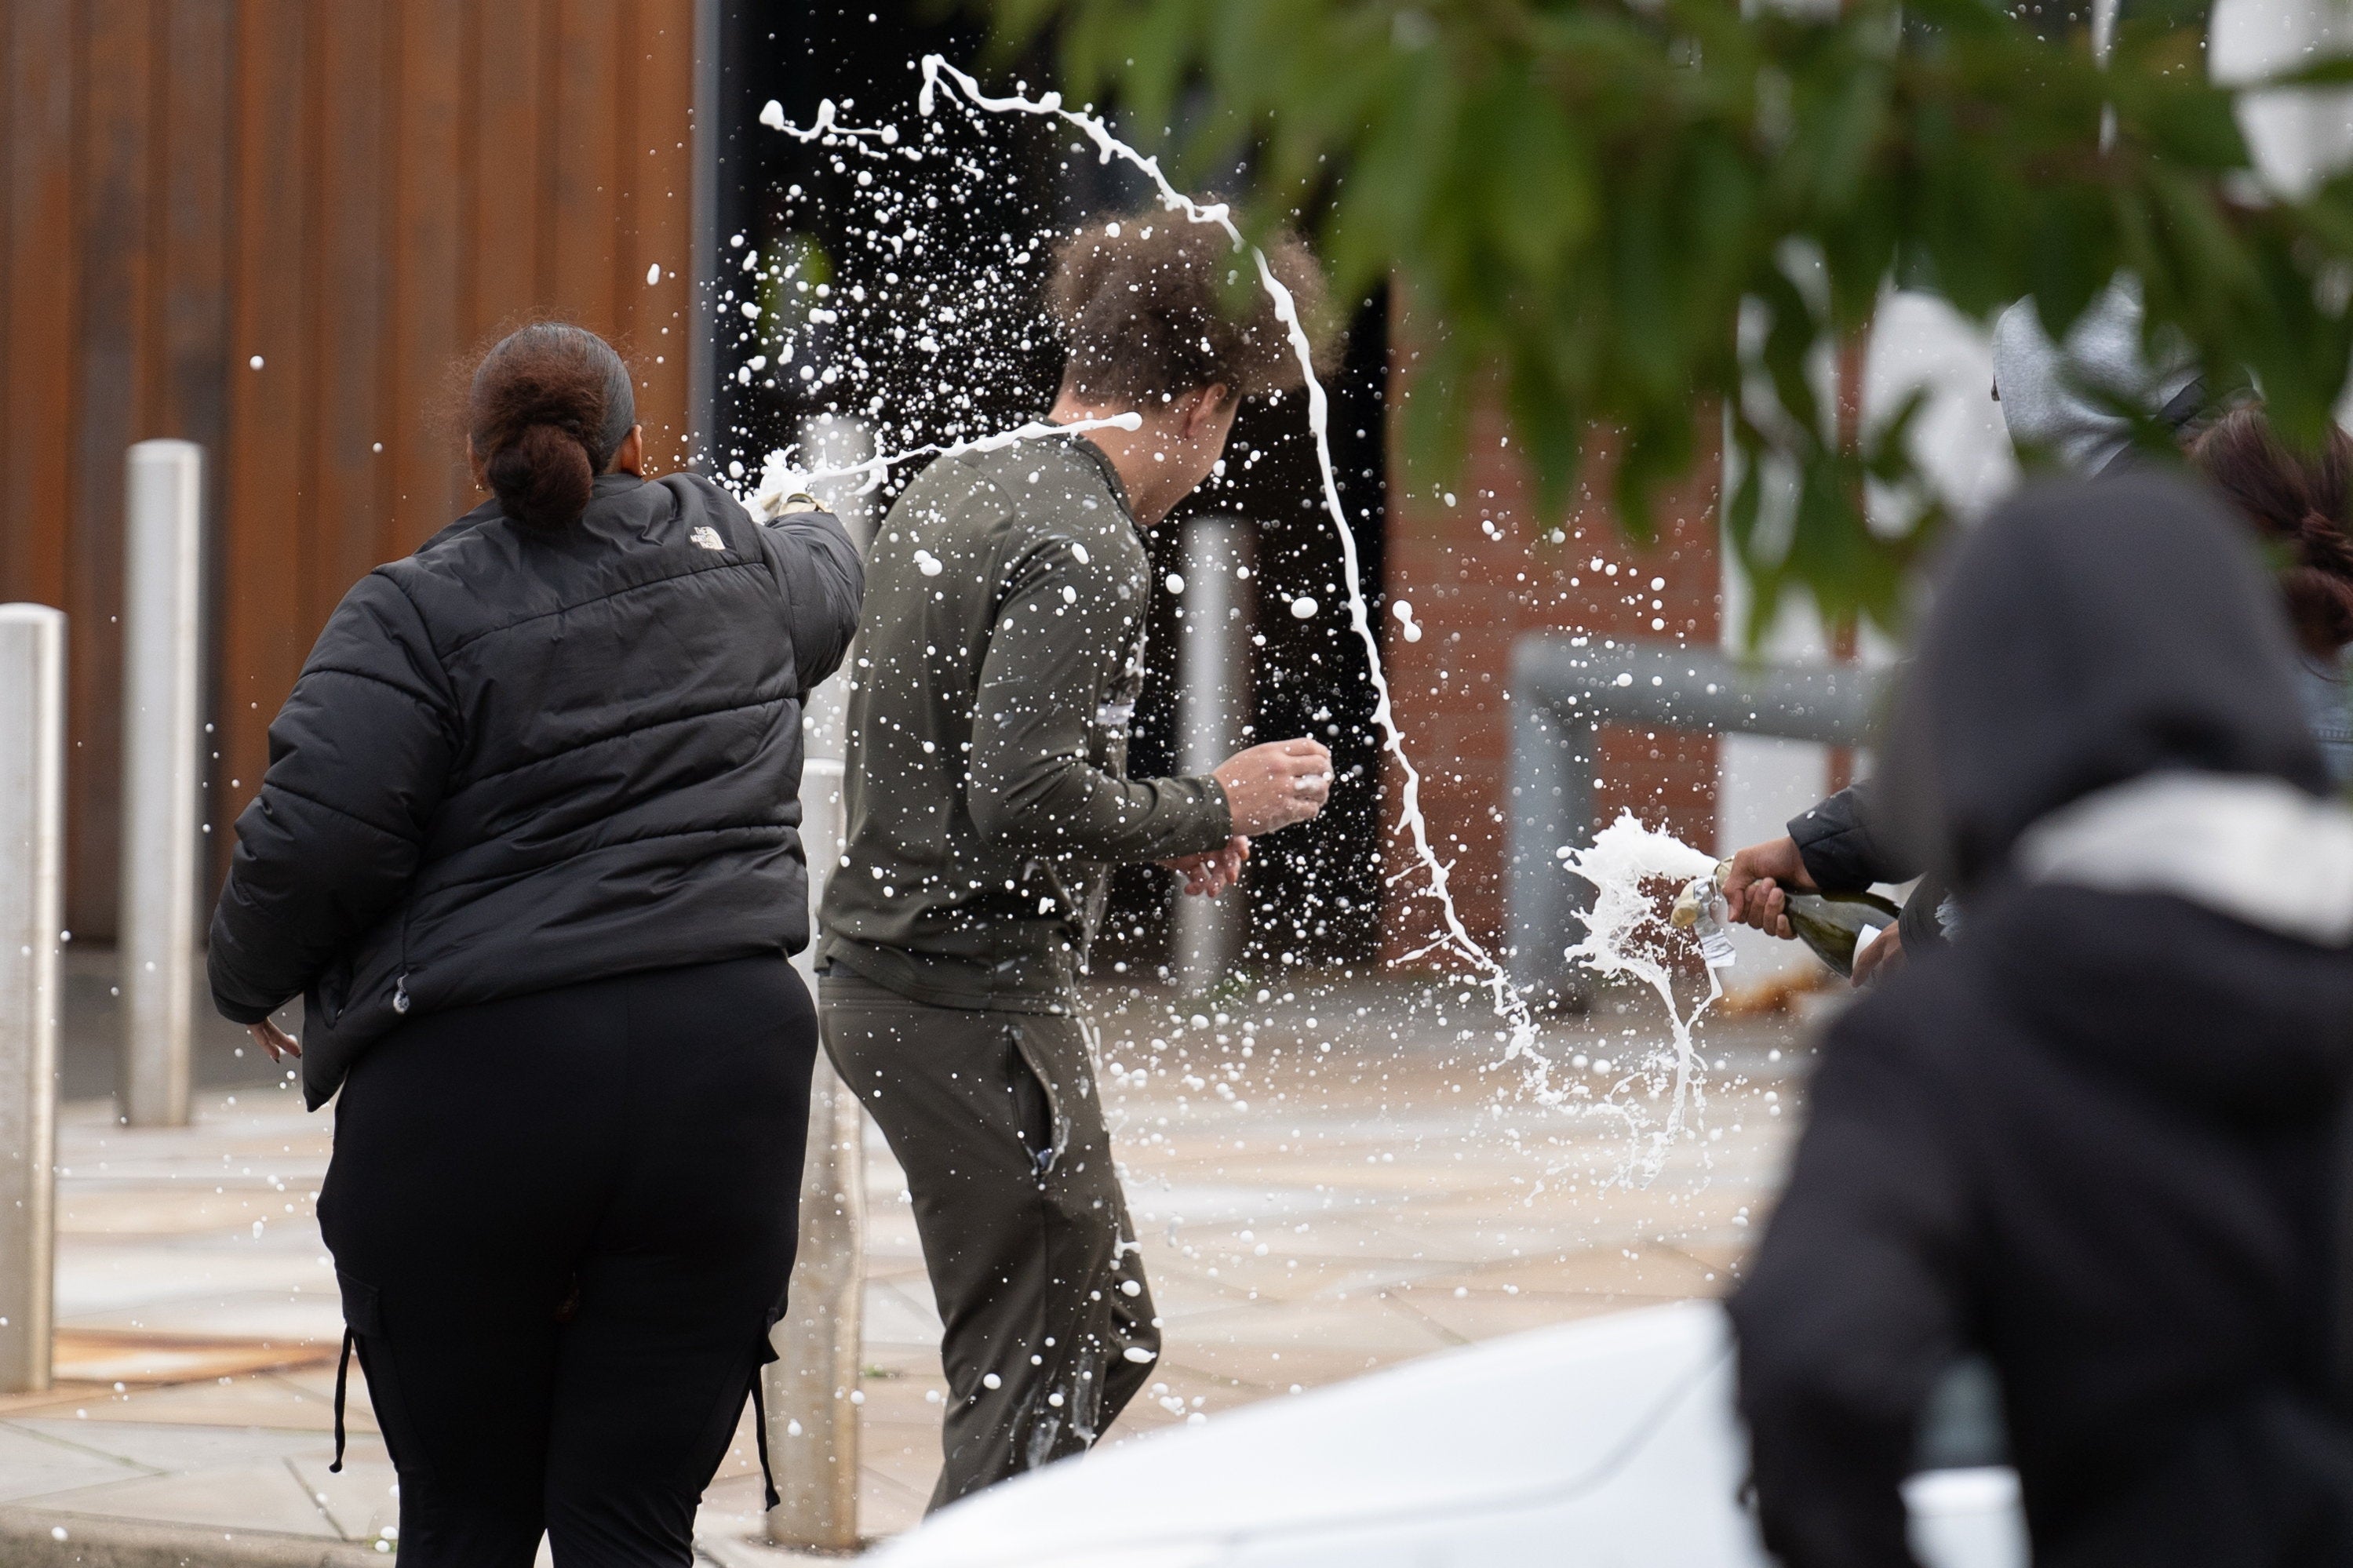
[819,215,1334,1508]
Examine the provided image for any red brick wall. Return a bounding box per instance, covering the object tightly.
[1378,402,1721,966]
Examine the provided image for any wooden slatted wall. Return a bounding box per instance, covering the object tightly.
[0,0,699,938]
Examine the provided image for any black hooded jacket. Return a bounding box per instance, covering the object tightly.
[208,472,863,1108]
[1731,475,2353,1567]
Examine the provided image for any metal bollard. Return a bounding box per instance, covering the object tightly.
[1503,635,1886,1006]
[767,417,875,1551]
[771,759,867,1550]
[1173,516,1253,991]
[0,604,65,1393]
[120,441,205,1128]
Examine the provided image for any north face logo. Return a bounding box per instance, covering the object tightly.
[690,526,726,551]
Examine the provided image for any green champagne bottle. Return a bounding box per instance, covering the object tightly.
[1672,864,1903,979]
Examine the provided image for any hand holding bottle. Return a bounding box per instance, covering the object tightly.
[1721,835,1817,939]
[1681,857,1901,979]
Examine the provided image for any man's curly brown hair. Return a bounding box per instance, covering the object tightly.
[1046,213,1336,405]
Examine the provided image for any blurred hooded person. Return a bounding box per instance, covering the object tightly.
[1729,471,2353,1566]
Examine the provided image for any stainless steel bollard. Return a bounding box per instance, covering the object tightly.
[1174,516,1253,992]
[120,440,205,1128]
[767,417,875,1551]
[0,604,65,1393]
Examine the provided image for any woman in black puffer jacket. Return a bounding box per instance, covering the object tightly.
[209,323,862,1568]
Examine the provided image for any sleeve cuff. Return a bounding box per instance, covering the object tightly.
[1201,775,1234,843]
[207,944,292,1025]
[1787,807,1880,893]
[211,993,281,1026]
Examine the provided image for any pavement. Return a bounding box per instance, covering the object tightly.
[2,958,1824,1562]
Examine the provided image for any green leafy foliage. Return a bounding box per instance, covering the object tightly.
[989,0,2353,635]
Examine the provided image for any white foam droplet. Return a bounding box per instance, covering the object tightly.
[1289,595,1317,619]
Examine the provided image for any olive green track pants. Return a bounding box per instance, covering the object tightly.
[818,973,1159,1510]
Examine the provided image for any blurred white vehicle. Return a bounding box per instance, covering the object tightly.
[873,1301,2026,1568]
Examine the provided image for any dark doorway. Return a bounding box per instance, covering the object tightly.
[712,2,1388,973]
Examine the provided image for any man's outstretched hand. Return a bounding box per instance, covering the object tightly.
[1163,836,1250,897]
[1213,739,1332,836]
[248,1018,301,1062]
[1721,835,1818,940]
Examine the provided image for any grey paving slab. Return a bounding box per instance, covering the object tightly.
[52,1375,364,1434]
[862,1279,945,1348]
[26,1462,341,1537]
[4,1421,326,1476]
[286,1457,399,1543]
[0,1424,148,1504]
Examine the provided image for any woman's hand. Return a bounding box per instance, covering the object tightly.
[249,1019,302,1062]
[1163,836,1249,897]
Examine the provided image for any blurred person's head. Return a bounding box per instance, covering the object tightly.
[1044,214,1332,523]
[2189,408,2353,658]
[1879,473,2326,897]
[467,323,642,532]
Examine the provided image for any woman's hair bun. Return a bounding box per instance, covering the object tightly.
[484,421,595,533]
[467,323,637,533]
[2189,407,2353,652]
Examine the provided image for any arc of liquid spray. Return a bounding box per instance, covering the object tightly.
[916,57,1544,1070]
[754,414,1142,515]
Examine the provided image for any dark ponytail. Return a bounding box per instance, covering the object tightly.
[468,323,636,533]
[2189,406,2353,653]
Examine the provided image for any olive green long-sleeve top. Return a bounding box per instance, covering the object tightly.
[818,434,1233,1011]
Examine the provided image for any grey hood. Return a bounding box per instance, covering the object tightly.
[1992,275,2203,476]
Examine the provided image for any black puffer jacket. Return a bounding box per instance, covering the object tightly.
[209,472,863,1108]
[1732,475,2353,1566]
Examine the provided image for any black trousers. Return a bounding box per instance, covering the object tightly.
[319,956,815,1568]
[819,972,1158,1511]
